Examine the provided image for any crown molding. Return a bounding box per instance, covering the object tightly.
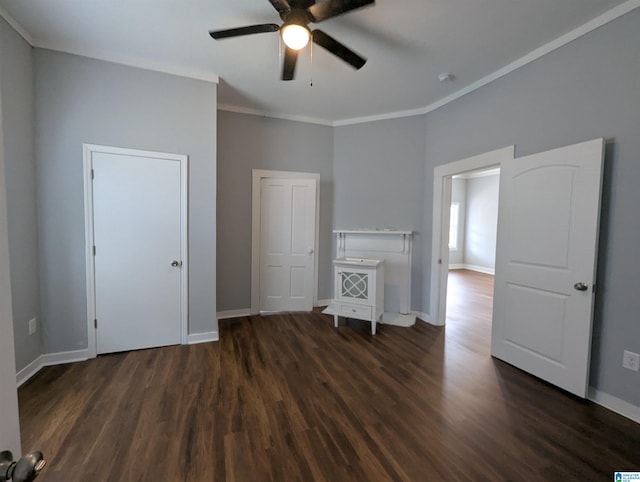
[0,6,34,45]
[3,0,639,124]
[218,103,333,126]
[38,42,220,83]
[333,0,640,126]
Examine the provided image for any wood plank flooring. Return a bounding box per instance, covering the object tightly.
[18,270,640,481]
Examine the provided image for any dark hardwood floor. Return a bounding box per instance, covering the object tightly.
[18,271,640,480]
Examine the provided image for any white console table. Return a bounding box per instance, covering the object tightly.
[332,257,385,335]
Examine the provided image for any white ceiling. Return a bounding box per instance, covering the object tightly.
[0,0,635,124]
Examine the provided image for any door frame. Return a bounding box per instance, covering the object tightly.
[83,144,189,358]
[429,146,514,325]
[251,169,320,315]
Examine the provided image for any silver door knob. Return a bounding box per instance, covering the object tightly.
[171,260,182,267]
[574,282,588,291]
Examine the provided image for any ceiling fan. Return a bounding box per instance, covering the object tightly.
[209,0,374,80]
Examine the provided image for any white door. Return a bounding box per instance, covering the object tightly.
[259,178,316,312]
[491,138,604,397]
[92,151,183,354]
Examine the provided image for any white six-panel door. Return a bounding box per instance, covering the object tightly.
[90,148,185,354]
[259,177,316,312]
[491,138,604,397]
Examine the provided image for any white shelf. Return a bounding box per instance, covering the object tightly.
[333,229,413,235]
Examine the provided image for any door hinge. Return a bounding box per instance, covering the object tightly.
[93,246,96,256]
[94,319,98,329]
[91,169,94,180]
[438,258,442,265]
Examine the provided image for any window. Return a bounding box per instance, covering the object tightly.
[449,202,460,250]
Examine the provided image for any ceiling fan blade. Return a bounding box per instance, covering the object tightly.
[308,0,374,23]
[269,0,291,14]
[312,29,366,70]
[209,24,280,40]
[282,47,299,81]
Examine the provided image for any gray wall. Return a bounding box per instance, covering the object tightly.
[0,67,22,457]
[449,178,466,266]
[216,110,334,311]
[333,116,427,311]
[0,18,41,371]
[464,174,499,270]
[422,8,640,406]
[34,50,217,353]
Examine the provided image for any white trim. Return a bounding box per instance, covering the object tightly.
[588,387,640,424]
[16,357,42,388]
[2,2,638,124]
[454,168,501,180]
[187,331,219,345]
[316,299,332,307]
[332,229,413,235]
[0,8,219,84]
[430,146,514,326]
[218,104,332,126]
[217,308,251,320]
[40,43,219,84]
[16,349,90,388]
[449,264,495,275]
[414,311,434,325]
[83,144,189,357]
[251,169,321,315]
[0,7,34,45]
[334,0,640,126]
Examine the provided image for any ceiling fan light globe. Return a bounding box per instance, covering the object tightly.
[281,24,310,50]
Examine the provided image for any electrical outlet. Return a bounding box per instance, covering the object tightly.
[622,350,639,372]
[28,318,37,335]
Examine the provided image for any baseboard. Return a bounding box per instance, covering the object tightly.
[413,311,437,325]
[448,264,465,270]
[16,356,44,388]
[588,387,640,424]
[449,264,495,275]
[16,348,90,388]
[217,309,251,320]
[218,302,332,320]
[187,331,219,345]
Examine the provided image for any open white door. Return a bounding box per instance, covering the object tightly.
[259,177,316,312]
[492,138,604,397]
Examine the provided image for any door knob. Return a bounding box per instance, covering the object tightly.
[307,247,314,255]
[574,282,588,291]
[171,260,182,267]
[0,450,46,482]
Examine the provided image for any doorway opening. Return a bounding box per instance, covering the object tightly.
[429,146,514,327]
[445,168,500,336]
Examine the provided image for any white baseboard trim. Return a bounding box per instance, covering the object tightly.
[414,311,438,325]
[316,299,332,307]
[449,264,495,275]
[217,309,251,320]
[16,357,44,388]
[16,348,90,387]
[187,331,219,345]
[588,387,640,424]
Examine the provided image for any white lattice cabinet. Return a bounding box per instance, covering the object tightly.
[332,257,385,335]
